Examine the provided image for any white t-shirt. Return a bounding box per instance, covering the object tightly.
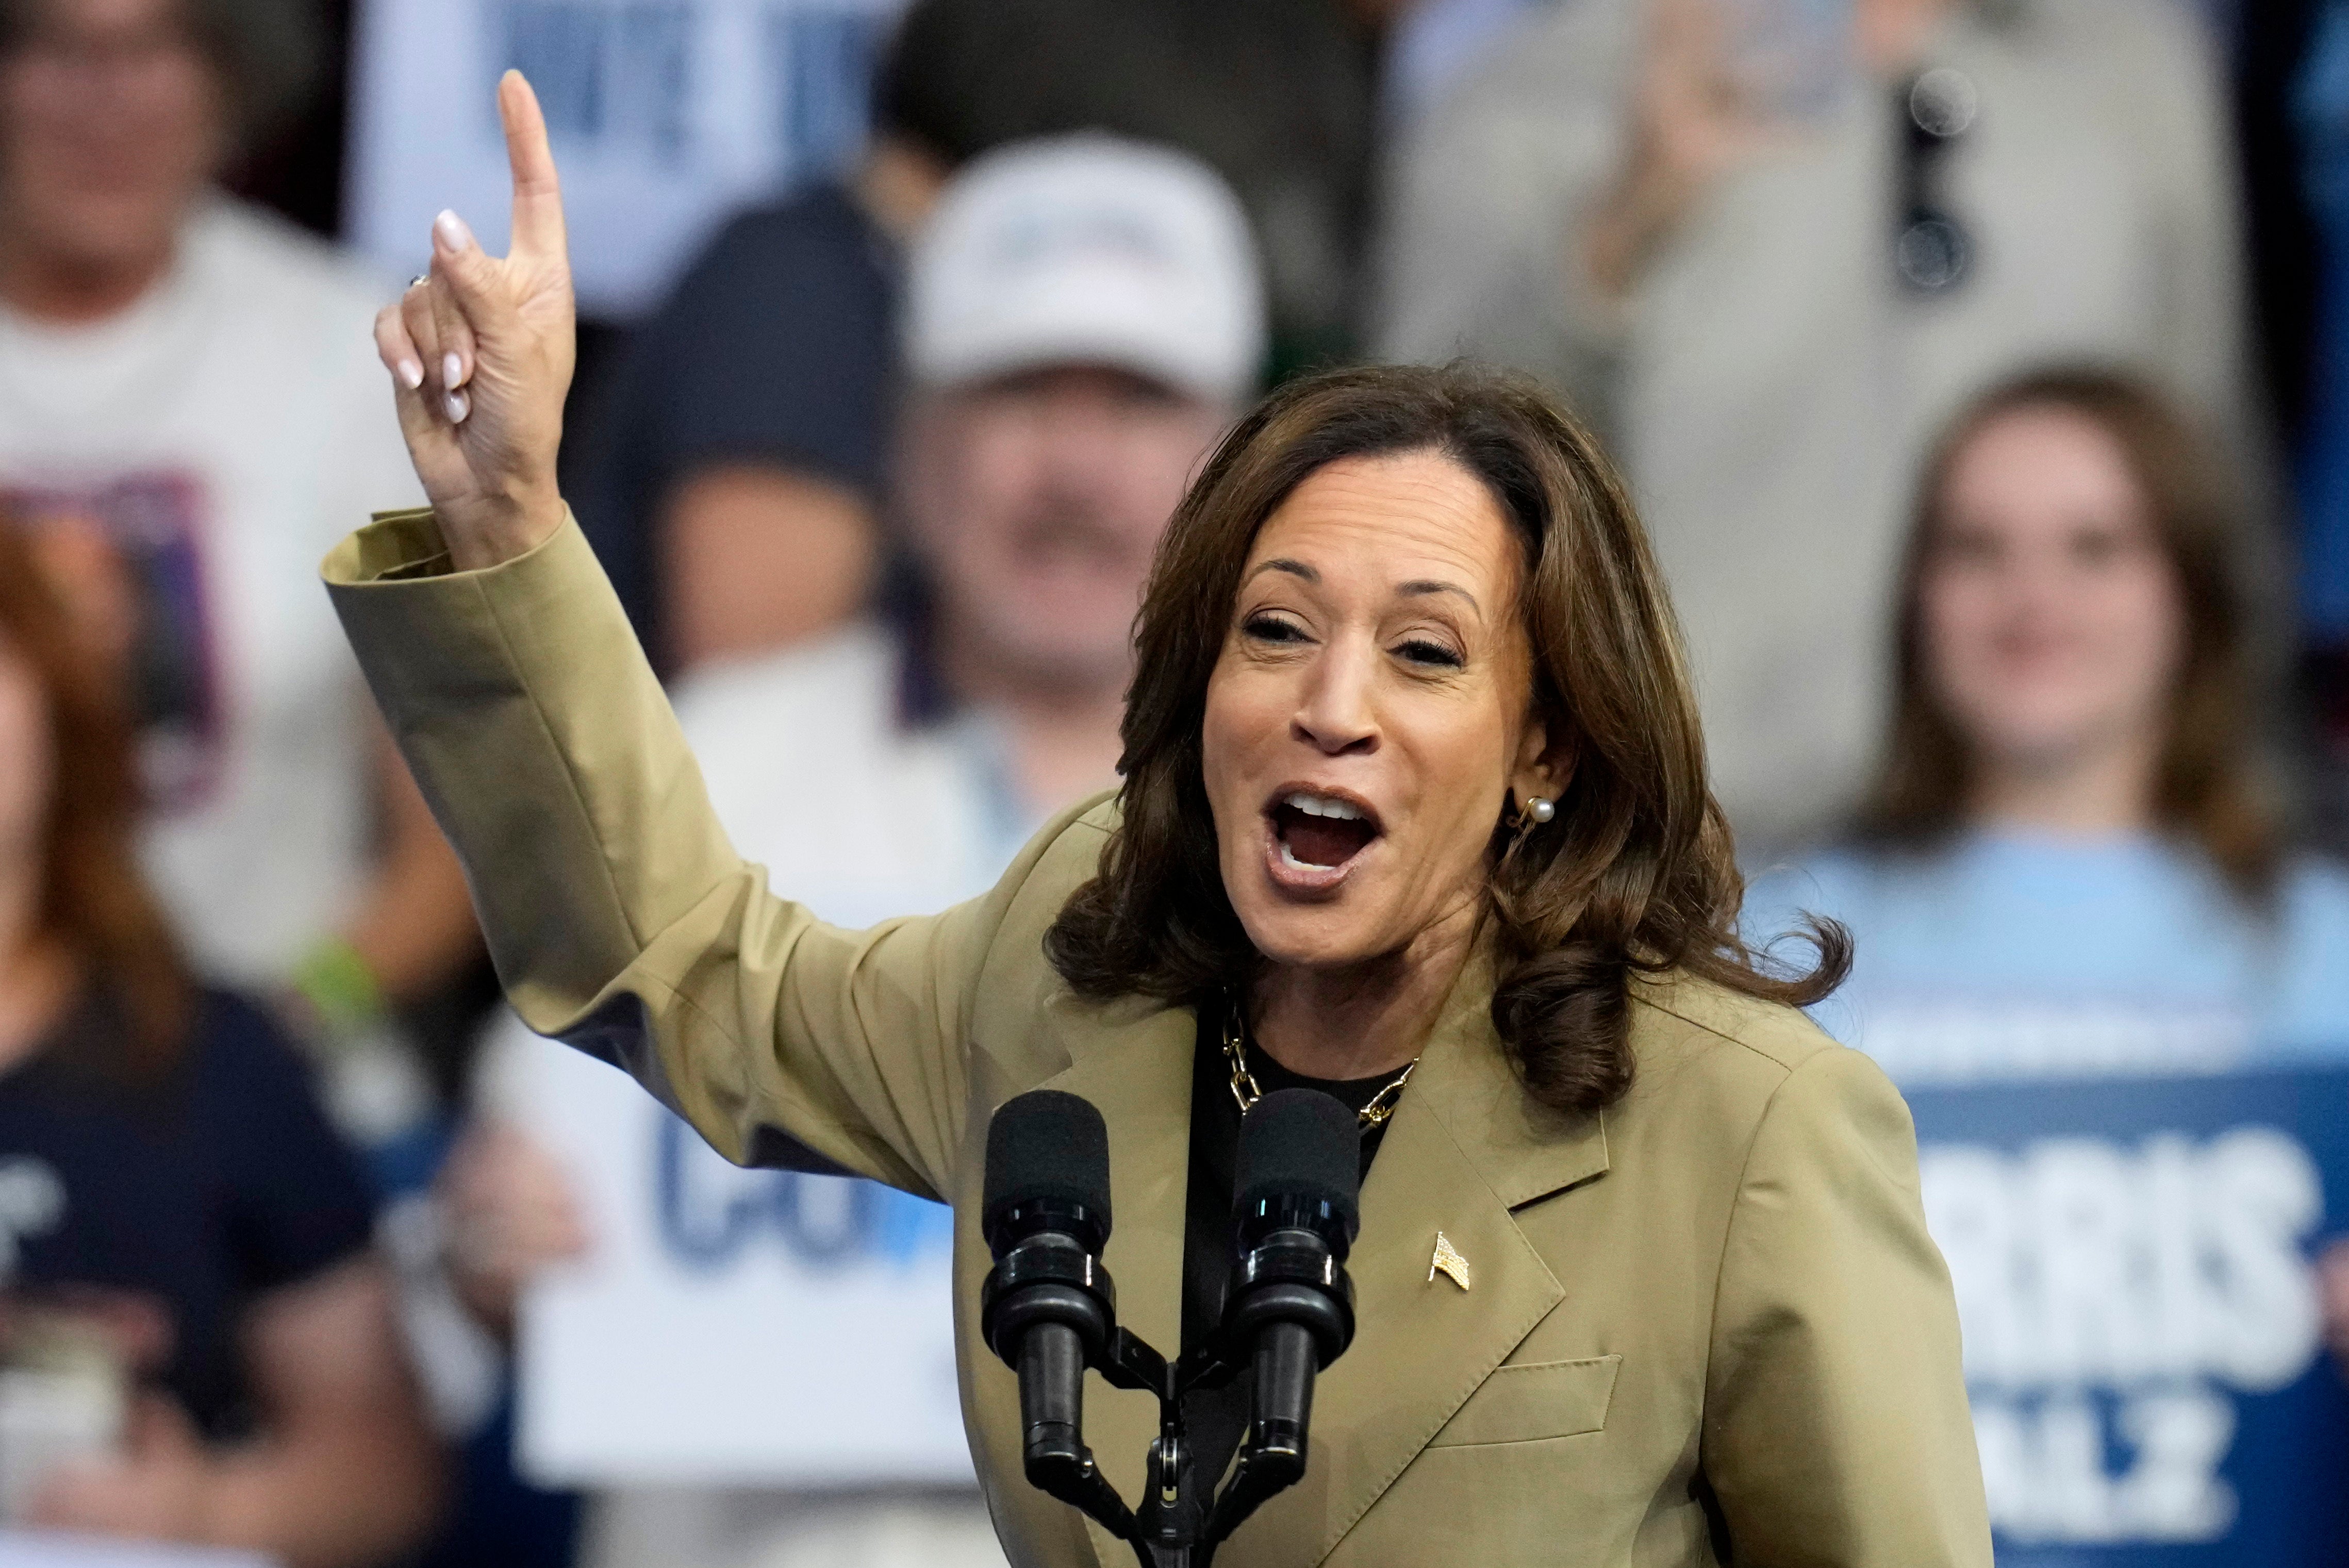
[675,622,1040,925]
[0,197,425,987]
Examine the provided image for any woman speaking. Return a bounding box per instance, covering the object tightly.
[336,77,1990,1565]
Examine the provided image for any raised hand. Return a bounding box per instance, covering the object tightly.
[374,71,575,571]
[1582,0,1785,299]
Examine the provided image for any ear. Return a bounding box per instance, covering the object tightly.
[1508,714,1574,810]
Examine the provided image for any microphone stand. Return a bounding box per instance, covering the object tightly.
[1080,1330,1294,1568]
[1043,1236,1355,1568]
[983,1090,1358,1567]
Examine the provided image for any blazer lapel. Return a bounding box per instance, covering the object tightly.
[1027,991,1198,1568]
[1217,955,1611,1567]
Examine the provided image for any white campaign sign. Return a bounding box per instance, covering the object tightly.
[509,1030,968,1486]
[349,0,905,317]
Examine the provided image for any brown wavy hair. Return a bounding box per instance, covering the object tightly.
[1045,363,1846,1115]
[1861,368,2280,896]
[0,516,191,1064]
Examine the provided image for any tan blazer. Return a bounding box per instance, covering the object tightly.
[325,510,1992,1567]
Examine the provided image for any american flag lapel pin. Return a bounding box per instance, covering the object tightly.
[1428,1230,1471,1290]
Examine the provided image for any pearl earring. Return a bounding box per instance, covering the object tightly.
[1517,796,1554,829]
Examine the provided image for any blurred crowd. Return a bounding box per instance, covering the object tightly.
[2,0,2348,1562]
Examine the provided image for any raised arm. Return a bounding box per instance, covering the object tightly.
[333,75,1051,1200]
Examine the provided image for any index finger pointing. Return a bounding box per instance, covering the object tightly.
[499,70,567,263]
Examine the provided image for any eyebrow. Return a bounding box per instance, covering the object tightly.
[1245,559,1482,613]
[1397,578,1480,612]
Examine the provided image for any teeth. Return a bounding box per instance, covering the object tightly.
[1279,842,1338,872]
[1284,792,1364,821]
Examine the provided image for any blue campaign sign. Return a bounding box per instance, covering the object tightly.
[1904,1067,2349,1564]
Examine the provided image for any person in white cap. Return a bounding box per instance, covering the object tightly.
[438,134,1264,1568]
[884,131,1264,825]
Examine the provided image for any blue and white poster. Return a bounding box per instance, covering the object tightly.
[1908,1067,2349,1563]
[349,0,907,317]
[507,1030,967,1486]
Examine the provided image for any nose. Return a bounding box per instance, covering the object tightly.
[2002,545,2079,623]
[1037,425,1117,504]
[1293,637,1379,757]
[1024,398,1128,503]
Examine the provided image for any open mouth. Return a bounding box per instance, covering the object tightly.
[1267,790,1382,873]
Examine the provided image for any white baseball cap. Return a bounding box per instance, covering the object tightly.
[903,134,1266,404]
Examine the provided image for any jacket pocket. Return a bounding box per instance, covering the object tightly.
[1424,1354,1622,1448]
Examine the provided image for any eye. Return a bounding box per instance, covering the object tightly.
[2071,527,2130,568]
[1242,611,1308,643]
[1935,529,2000,568]
[1396,637,1464,669]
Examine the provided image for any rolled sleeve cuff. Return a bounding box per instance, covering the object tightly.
[321,505,585,587]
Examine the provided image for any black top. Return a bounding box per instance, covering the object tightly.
[571,182,900,658]
[1181,1006,1399,1495]
[0,988,376,1439]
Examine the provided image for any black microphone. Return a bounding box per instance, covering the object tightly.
[1207,1088,1359,1542]
[978,1090,1133,1536]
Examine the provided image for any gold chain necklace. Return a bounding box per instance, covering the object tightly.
[1222,995,1417,1130]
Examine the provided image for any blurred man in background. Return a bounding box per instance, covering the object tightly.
[446,135,1263,1568]
[0,0,476,1137]
[1378,0,2259,854]
[572,0,1364,678]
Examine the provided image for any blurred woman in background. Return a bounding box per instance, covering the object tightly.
[0,516,441,1563]
[1745,368,2349,1080]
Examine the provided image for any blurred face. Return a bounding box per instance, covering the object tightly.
[1201,451,1560,972]
[0,0,224,281]
[1921,405,2183,778]
[904,365,1227,688]
[0,630,52,876]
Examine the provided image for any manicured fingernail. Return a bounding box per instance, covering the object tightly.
[399,359,423,390]
[434,209,475,254]
[446,390,470,424]
[443,352,464,390]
